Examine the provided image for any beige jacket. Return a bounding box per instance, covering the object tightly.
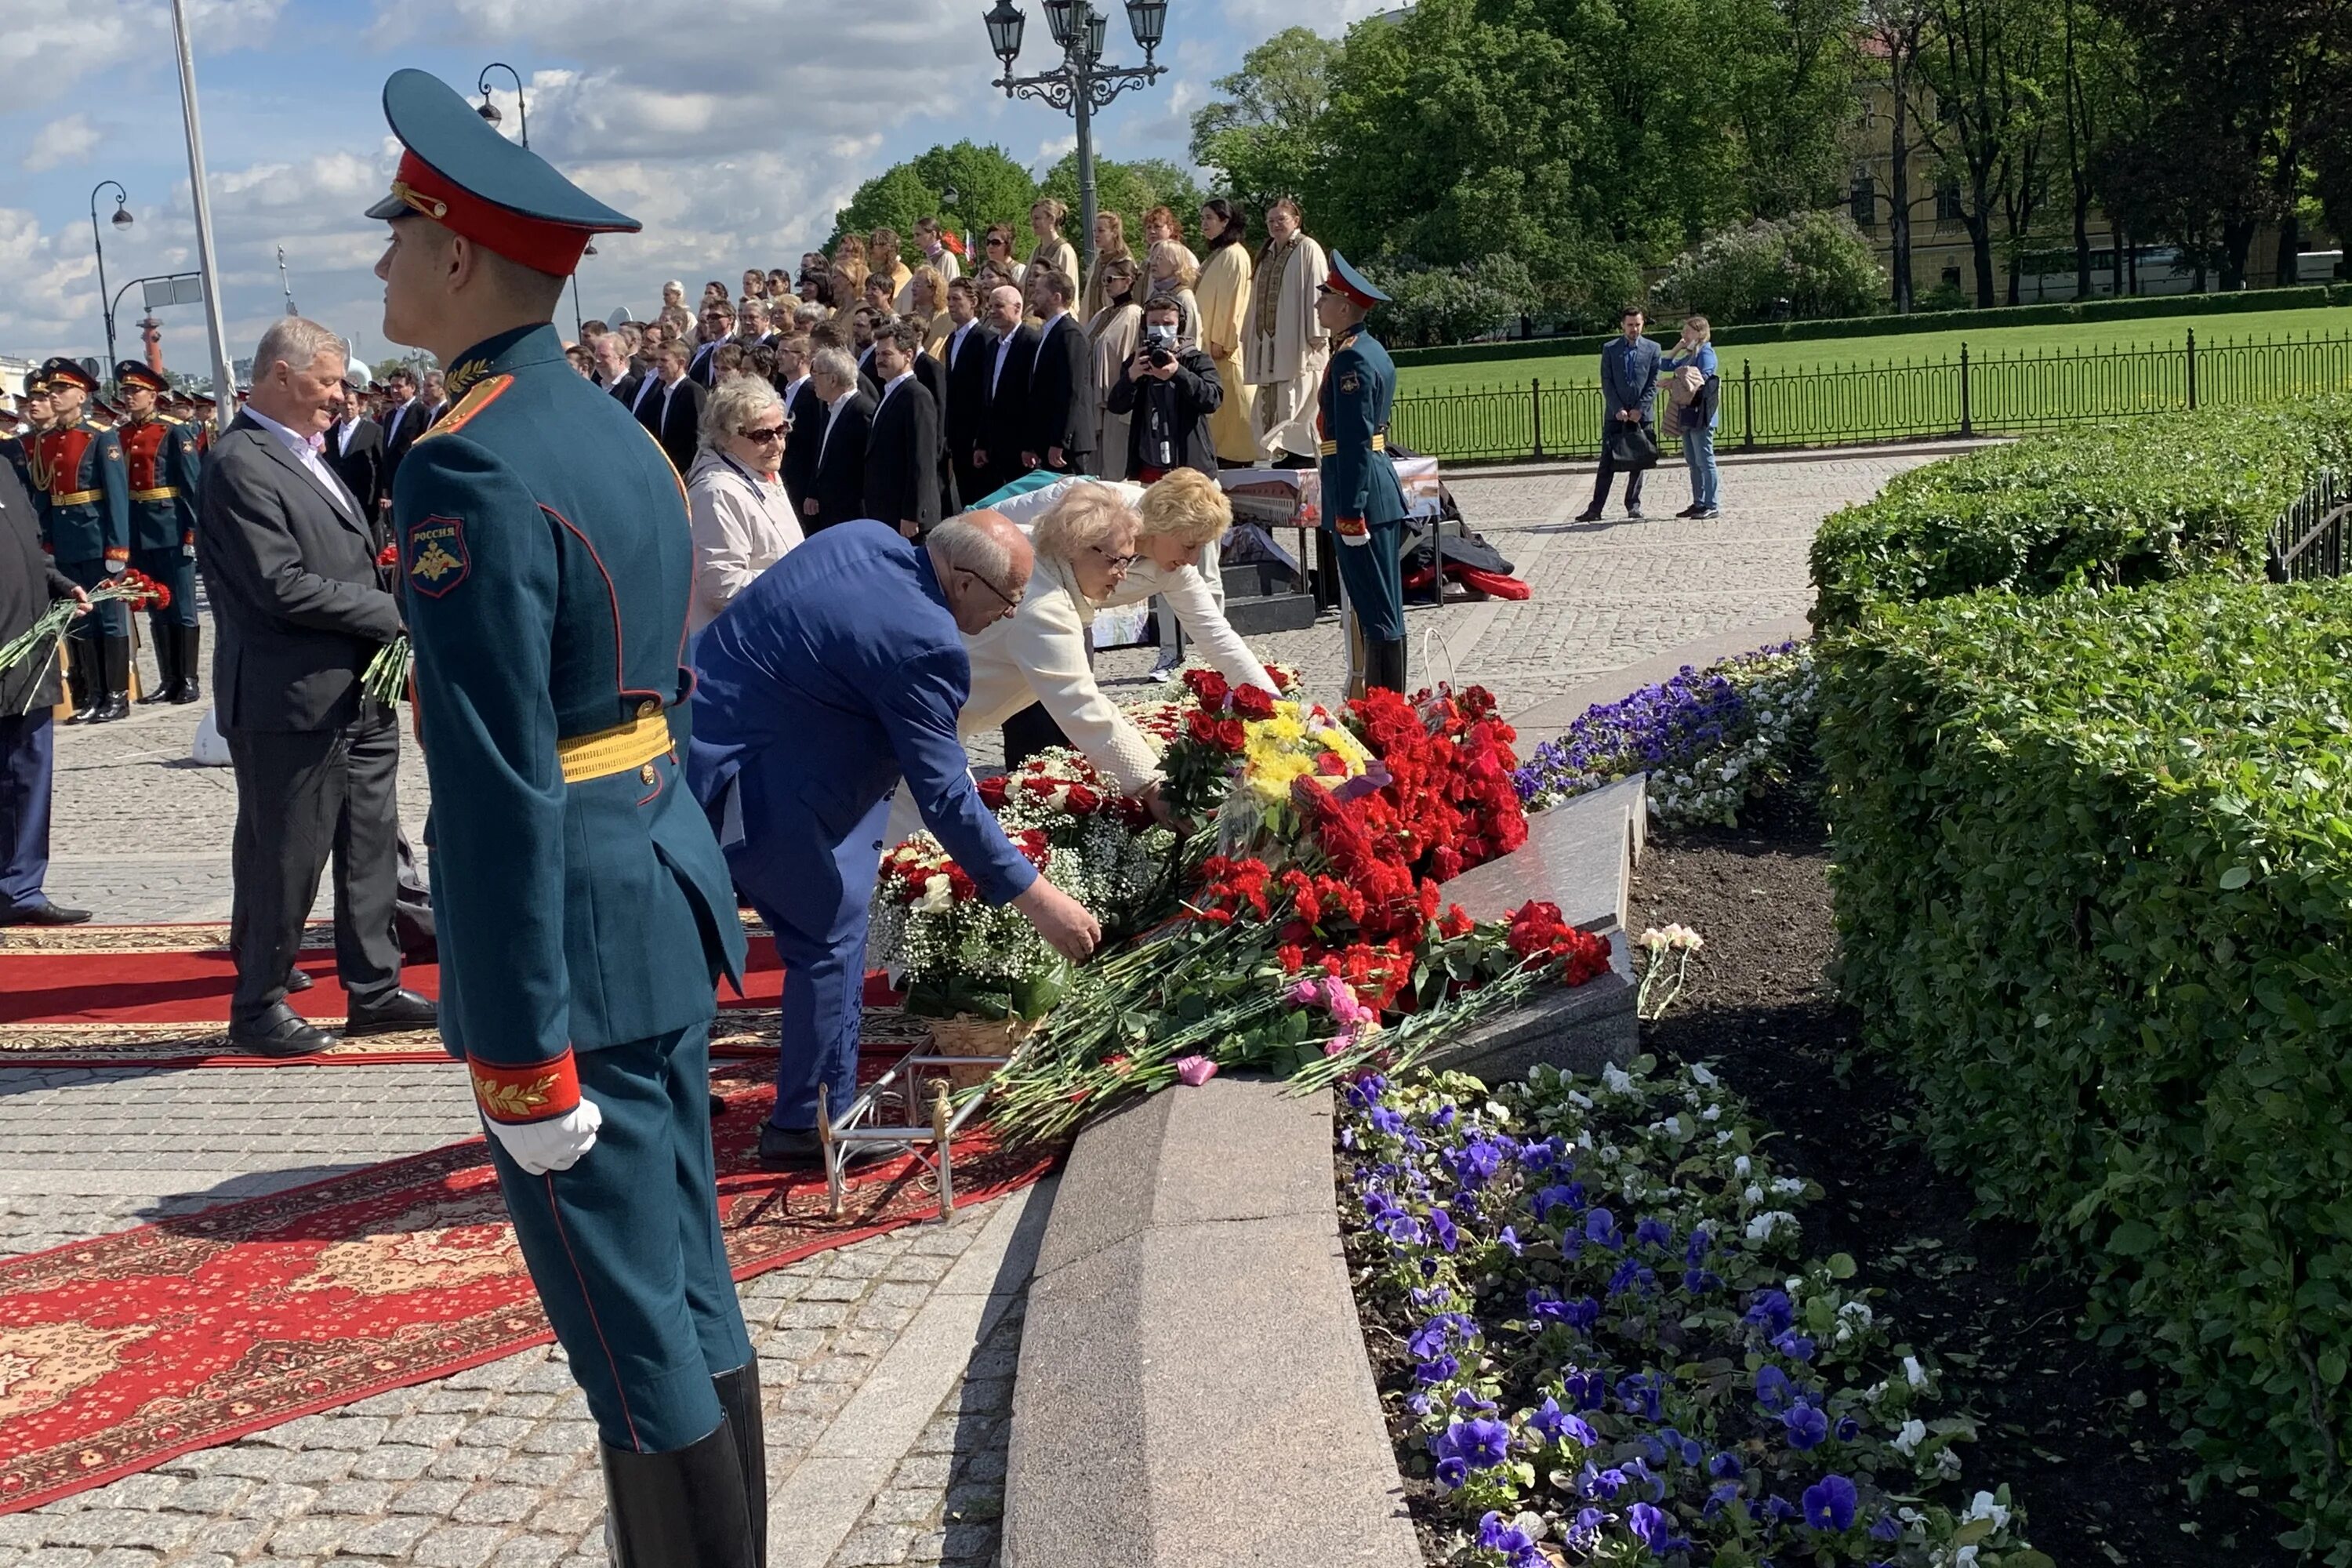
[684,448,802,634]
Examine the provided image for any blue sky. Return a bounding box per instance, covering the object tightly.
[0,0,1384,380]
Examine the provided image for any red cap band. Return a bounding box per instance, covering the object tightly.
[389,150,595,277]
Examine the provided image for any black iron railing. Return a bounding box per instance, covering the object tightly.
[2269,470,2348,582]
[1389,328,2352,464]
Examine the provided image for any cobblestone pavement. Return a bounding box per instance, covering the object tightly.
[3,448,1940,1563]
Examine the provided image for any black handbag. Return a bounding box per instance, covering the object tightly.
[1607,420,1659,470]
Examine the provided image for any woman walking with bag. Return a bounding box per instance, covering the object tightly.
[1661,314,1721,519]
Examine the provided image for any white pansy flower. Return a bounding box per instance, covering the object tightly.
[1962,1493,2009,1530]
[1904,1355,1929,1388]
[1745,1210,1797,1243]
[1891,1418,1926,1455]
[1743,1184,1765,1207]
[1689,1062,1718,1086]
[1733,1155,1751,1178]
[1602,1065,1635,1094]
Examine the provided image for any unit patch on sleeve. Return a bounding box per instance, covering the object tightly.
[406,515,471,597]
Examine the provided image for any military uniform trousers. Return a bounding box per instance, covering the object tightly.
[1330,517,1406,643]
[480,1019,755,1452]
[53,557,131,641]
[129,545,201,630]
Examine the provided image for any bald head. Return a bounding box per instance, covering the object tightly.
[927,510,1034,633]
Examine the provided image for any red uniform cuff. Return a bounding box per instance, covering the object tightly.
[103,550,129,567]
[1333,514,1368,537]
[469,1050,582,1123]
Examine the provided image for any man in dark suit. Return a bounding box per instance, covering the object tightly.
[0,451,91,927]
[324,375,387,521]
[862,319,941,538]
[802,346,872,533]
[779,340,824,518]
[938,278,995,511]
[1022,266,1091,476]
[974,281,1036,498]
[591,330,641,402]
[196,317,435,1056]
[376,365,430,514]
[686,297,733,387]
[641,340,706,474]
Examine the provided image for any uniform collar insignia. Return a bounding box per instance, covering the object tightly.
[443,323,566,397]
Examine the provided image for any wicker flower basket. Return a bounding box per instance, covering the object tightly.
[924,1012,1034,1090]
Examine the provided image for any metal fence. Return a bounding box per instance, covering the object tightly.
[1388,328,2352,463]
[2270,470,2347,582]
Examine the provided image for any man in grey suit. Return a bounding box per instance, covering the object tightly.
[1576,304,1663,522]
[198,317,436,1056]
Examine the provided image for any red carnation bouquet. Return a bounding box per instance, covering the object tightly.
[0,568,174,682]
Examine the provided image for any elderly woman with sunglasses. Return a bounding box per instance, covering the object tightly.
[684,376,802,644]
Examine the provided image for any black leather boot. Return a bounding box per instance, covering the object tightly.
[62,632,92,722]
[712,1363,768,1568]
[600,1419,757,1568]
[87,638,132,723]
[172,625,202,703]
[1369,637,1410,695]
[140,617,175,702]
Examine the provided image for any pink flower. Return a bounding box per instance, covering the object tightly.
[1175,1055,1218,1087]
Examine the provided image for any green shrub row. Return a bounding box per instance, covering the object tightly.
[1806,399,2352,629]
[1817,577,2352,1555]
[1388,281,2352,368]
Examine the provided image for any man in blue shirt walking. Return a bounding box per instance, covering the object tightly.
[1575,305,1662,522]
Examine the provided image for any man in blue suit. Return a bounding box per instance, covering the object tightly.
[687,512,1101,1167]
[368,68,761,1566]
[1576,304,1662,522]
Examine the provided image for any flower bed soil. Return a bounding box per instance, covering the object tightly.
[1625,793,2294,1567]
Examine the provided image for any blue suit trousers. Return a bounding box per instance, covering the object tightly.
[0,711,56,914]
[481,1020,753,1454]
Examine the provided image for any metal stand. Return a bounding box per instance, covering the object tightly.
[813,1040,1014,1224]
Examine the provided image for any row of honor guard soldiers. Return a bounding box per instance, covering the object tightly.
[1,358,210,721]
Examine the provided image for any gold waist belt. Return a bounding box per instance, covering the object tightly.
[130,486,181,502]
[556,712,673,784]
[1316,434,1388,456]
[50,488,100,506]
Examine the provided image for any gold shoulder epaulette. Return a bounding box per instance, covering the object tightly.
[416,374,513,442]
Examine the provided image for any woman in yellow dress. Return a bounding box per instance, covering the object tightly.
[1194,198,1256,468]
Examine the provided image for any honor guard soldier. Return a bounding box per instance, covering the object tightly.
[368,68,762,1567]
[31,359,134,722]
[1315,253,1411,696]
[111,362,205,702]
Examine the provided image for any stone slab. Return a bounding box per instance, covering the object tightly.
[1439,929,1638,1084]
[1445,773,1645,934]
[1225,591,1321,637]
[1508,612,1814,746]
[1002,1077,1419,1568]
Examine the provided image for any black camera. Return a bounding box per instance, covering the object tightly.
[1143,325,1178,368]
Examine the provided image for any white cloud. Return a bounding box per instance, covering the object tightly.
[0,0,289,112]
[22,113,101,173]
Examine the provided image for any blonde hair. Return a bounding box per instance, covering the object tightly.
[700,373,784,451]
[1148,239,1197,289]
[1033,481,1139,568]
[1682,314,1712,342]
[1134,468,1231,549]
[909,263,949,314]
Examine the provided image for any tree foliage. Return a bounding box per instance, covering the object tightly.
[1650,212,1888,324]
[829,142,1040,260]
[1368,253,1541,348]
[1189,27,1340,219]
[1038,155,1207,250]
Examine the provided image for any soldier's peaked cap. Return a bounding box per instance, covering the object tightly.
[366,68,639,277]
[38,357,100,394]
[1318,251,1390,309]
[114,361,170,392]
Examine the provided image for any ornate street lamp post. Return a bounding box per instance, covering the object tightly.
[89,181,134,383]
[477,62,528,147]
[982,0,1167,285]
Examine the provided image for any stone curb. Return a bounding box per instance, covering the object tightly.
[1443,435,2002,481]
[1000,1076,1421,1568]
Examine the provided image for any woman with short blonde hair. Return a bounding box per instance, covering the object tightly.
[1147,240,1203,347]
[685,376,801,637]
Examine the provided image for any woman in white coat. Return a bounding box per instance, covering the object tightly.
[684,375,802,644]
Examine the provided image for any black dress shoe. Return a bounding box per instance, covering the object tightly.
[1572,508,1603,523]
[342,989,438,1036]
[84,693,130,724]
[0,900,92,927]
[1675,503,1703,518]
[757,1125,825,1167]
[227,1004,335,1058]
[285,968,314,993]
[710,1092,730,1120]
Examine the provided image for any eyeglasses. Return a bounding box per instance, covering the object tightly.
[966,569,1021,611]
[740,425,786,444]
[1087,543,1140,571]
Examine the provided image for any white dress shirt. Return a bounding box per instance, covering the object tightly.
[244,403,362,521]
[874,368,915,413]
[989,332,1019,397]
[947,319,979,370]
[382,397,417,446]
[815,388,856,466]
[1033,309,1068,373]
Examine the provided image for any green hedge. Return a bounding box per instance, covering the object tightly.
[1388,281,2352,368]
[1818,577,2352,1552]
[1807,400,2352,630]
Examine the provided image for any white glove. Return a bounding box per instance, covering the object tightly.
[485,1098,604,1174]
[1337,528,1371,547]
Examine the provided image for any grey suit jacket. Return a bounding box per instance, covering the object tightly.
[1600,336,1663,422]
[197,412,403,732]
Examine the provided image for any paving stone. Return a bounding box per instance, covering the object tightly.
[485,1534,570,1568]
[452,1484,543,1524]
[390,1479,474,1515]
[833,1524,920,1566]
[347,1444,437,1482]
[411,1523,510,1568]
[309,1479,398,1514]
[336,1515,438,1557]
[258,1515,350,1556]
[515,1421,598,1457]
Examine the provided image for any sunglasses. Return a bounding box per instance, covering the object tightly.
[741,425,786,444]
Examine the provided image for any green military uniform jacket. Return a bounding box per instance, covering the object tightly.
[1318,326,1407,537]
[31,418,131,566]
[392,322,747,1124]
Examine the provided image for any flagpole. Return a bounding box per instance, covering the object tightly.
[169,0,237,435]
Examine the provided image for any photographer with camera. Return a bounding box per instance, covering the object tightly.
[1105,292,1225,482]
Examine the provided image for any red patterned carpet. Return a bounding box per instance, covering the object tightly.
[0,1069,1054,1515]
[0,923,895,1067]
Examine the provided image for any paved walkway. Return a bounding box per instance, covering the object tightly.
[0,450,1933,1566]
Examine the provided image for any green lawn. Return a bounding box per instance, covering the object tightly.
[1395,303,2352,395]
